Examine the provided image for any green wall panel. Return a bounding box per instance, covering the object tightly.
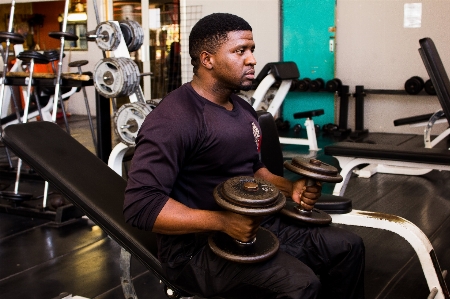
[282,0,336,127]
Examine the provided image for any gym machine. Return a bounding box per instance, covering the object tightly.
[0,0,87,223]
[249,62,323,151]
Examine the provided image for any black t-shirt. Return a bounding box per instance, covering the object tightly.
[124,83,264,262]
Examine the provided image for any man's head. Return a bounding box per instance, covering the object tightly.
[189,13,252,74]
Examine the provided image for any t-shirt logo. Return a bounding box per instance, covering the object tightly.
[252,122,261,152]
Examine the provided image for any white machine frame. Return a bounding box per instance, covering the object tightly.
[251,71,319,151]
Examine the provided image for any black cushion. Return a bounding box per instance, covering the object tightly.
[325,141,450,165]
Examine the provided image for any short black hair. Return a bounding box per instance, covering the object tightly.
[189,13,252,74]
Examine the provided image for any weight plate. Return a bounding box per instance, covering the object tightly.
[208,227,279,263]
[424,79,436,95]
[119,20,144,52]
[116,57,132,96]
[93,58,126,98]
[95,21,122,51]
[280,201,332,225]
[0,31,25,44]
[0,190,34,201]
[48,31,79,41]
[404,76,424,95]
[113,102,152,145]
[284,157,342,183]
[214,176,286,216]
[122,58,140,96]
[118,21,133,48]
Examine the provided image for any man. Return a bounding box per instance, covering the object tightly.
[125,13,365,299]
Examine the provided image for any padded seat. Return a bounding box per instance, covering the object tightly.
[325,142,450,165]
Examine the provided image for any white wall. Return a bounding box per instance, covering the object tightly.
[335,0,450,134]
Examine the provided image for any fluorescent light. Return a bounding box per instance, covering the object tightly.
[67,12,87,22]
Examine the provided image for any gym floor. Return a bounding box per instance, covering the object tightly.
[0,115,449,299]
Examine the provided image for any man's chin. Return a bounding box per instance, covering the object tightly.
[238,84,253,91]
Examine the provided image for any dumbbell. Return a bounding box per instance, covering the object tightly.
[275,117,290,131]
[309,78,325,92]
[296,78,311,91]
[404,76,424,95]
[325,78,342,93]
[280,157,343,225]
[424,79,436,95]
[208,176,286,263]
[322,123,339,134]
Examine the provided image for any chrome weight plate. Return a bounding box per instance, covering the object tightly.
[114,102,153,145]
[119,20,144,52]
[95,21,122,51]
[93,57,140,98]
[93,58,127,98]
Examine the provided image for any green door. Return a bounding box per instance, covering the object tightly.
[282,0,336,127]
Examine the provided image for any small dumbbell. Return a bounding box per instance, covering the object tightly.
[280,157,342,225]
[325,78,342,93]
[297,78,311,91]
[404,76,424,95]
[208,176,286,263]
[293,124,302,134]
[309,78,325,92]
[424,79,436,95]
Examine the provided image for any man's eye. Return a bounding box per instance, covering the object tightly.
[236,49,244,54]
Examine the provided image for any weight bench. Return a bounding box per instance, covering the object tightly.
[1,121,194,299]
[325,37,450,196]
[257,110,449,299]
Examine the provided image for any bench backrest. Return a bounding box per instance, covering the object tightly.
[419,38,450,126]
[1,121,189,296]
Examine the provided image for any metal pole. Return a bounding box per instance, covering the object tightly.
[51,0,70,123]
[0,0,16,119]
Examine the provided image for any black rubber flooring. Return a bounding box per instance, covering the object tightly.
[0,117,449,299]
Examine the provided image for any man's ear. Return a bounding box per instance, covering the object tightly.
[199,51,214,70]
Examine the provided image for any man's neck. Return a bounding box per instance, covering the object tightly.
[191,76,234,110]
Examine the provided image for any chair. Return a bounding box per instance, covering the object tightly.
[324,37,450,197]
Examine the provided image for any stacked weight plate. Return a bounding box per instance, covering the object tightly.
[93,57,141,98]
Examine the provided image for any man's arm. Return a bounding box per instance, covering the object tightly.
[254,167,321,210]
[152,197,262,242]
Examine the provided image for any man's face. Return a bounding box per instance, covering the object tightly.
[211,30,256,91]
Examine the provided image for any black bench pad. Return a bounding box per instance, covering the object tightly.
[324,141,450,165]
[1,121,190,296]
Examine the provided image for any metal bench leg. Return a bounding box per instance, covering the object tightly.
[332,210,449,299]
[120,248,138,299]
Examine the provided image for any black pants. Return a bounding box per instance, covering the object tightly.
[163,216,365,299]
